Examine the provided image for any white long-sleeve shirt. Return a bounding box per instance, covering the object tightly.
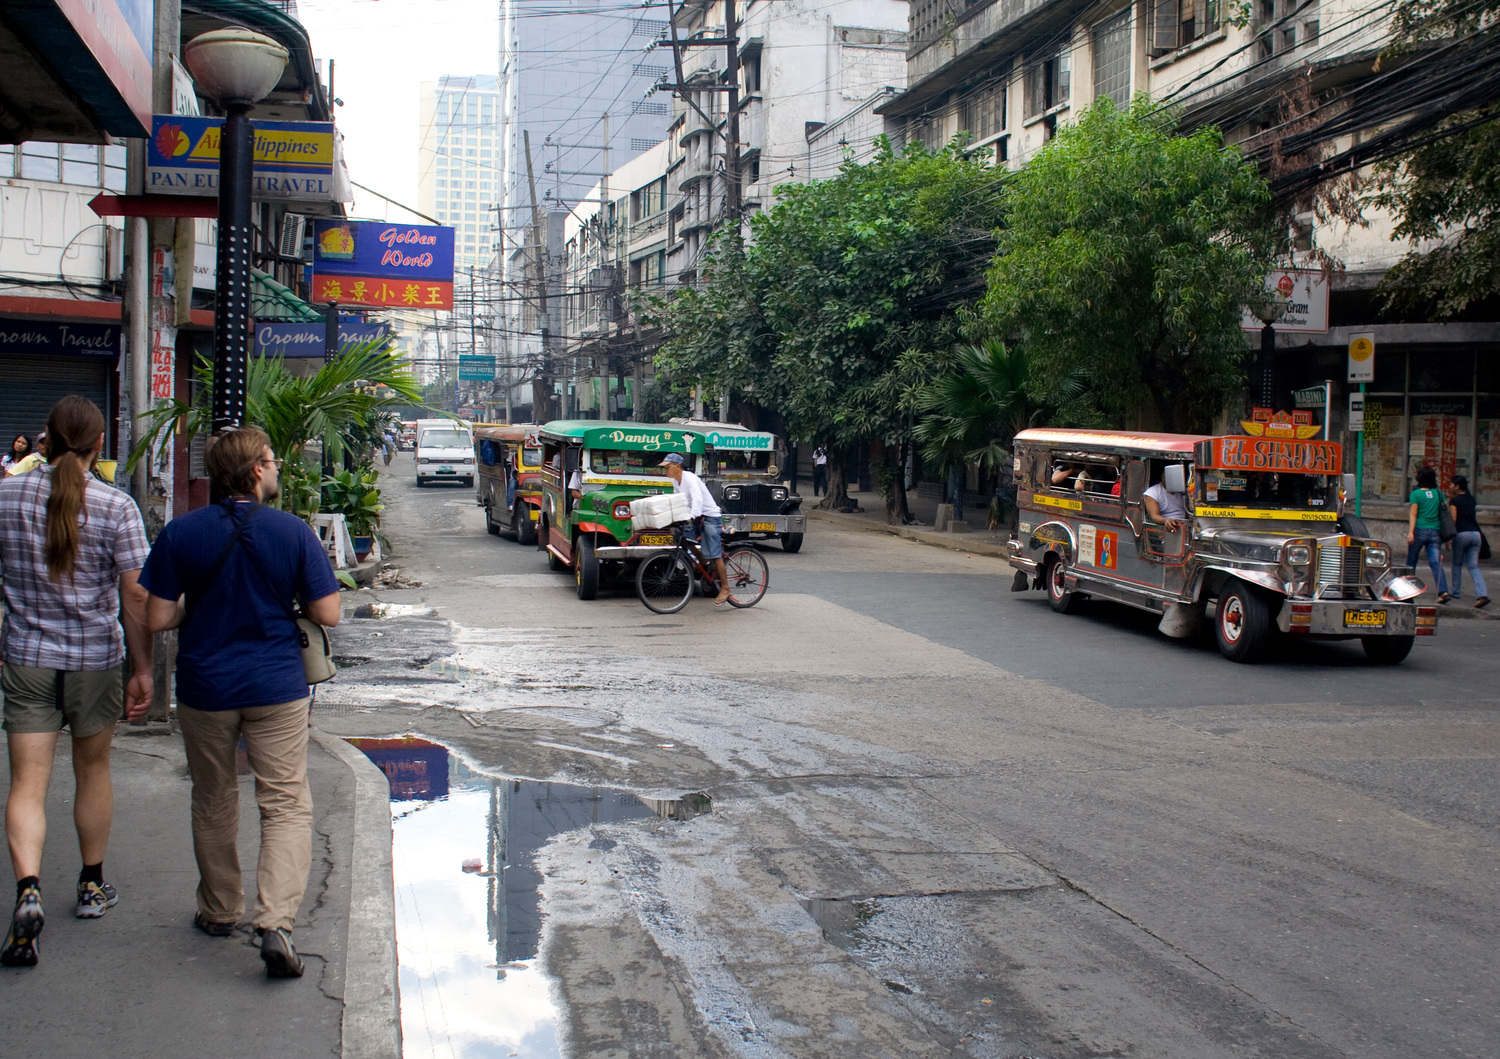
[673,469,721,519]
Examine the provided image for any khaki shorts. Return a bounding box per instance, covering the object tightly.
[2,664,124,738]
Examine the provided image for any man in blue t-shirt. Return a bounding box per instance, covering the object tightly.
[139,426,340,979]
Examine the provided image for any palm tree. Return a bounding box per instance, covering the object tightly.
[129,340,424,517]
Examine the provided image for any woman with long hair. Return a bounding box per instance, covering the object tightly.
[1448,475,1489,609]
[0,396,153,968]
[2,434,32,474]
[1406,465,1451,601]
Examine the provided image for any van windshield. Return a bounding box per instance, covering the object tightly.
[1201,471,1336,510]
[420,428,469,448]
[588,449,671,477]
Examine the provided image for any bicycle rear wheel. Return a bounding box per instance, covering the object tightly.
[723,547,768,608]
[636,551,695,614]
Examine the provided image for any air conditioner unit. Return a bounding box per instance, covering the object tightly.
[279,214,308,260]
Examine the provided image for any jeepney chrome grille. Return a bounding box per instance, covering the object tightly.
[1316,543,1365,598]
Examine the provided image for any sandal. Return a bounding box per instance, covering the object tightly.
[1477,597,1491,609]
[1437,593,1451,604]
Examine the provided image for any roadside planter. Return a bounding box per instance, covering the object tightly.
[537,421,707,600]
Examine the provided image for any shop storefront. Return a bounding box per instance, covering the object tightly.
[0,318,119,452]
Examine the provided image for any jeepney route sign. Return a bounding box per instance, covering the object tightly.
[602,429,677,451]
[705,431,775,450]
[1209,438,1341,474]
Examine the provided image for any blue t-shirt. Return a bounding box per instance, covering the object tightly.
[139,500,340,710]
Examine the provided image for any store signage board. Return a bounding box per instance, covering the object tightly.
[146,116,337,200]
[1349,392,1364,432]
[0,320,121,358]
[1348,331,1375,383]
[310,221,455,309]
[10,0,153,136]
[1240,270,1330,333]
[253,321,391,359]
[458,355,495,380]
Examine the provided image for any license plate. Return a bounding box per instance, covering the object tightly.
[751,521,775,531]
[436,467,454,474]
[638,534,672,546]
[1343,609,1387,628]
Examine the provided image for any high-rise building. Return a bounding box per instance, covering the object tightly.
[417,75,503,272]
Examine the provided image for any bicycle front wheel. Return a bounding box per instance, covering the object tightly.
[636,551,695,614]
[723,547,769,608]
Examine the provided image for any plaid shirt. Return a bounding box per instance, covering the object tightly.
[0,465,150,671]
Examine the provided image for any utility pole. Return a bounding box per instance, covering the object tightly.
[724,0,741,222]
[524,129,553,421]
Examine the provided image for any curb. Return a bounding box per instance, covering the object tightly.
[807,508,1012,561]
[310,728,402,1059]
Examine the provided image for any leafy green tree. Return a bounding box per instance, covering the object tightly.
[649,139,1006,512]
[1371,0,1500,317]
[983,98,1275,432]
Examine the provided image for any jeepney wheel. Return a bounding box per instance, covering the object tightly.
[515,503,537,546]
[1046,555,1081,614]
[484,501,500,536]
[1215,581,1270,663]
[1361,635,1414,665]
[575,535,600,600]
[780,531,804,554]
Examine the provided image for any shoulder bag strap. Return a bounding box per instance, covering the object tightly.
[183,504,253,619]
[235,513,306,625]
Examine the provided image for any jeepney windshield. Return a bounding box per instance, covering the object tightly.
[520,446,543,468]
[587,449,672,477]
[1199,471,1337,510]
[705,449,777,475]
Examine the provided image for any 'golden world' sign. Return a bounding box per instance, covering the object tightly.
[1203,437,1342,474]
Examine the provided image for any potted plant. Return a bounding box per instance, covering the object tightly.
[322,466,383,559]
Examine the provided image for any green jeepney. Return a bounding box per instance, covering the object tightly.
[537,421,708,599]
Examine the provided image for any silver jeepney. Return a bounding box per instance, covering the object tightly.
[668,419,808,552]
[1006,428,1436,664]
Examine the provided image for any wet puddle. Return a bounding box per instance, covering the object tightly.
[802,896,881,954]
[348,736,706,1057]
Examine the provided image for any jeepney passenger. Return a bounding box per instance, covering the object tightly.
[1143,467,1189,532]
[1051,462,1084,489]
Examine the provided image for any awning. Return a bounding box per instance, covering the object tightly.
[251,268,323,322]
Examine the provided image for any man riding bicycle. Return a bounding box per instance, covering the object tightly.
[659,453,731,607]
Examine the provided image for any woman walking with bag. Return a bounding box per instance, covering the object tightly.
[1407,466,1451,602]
[1448,475,1489,609]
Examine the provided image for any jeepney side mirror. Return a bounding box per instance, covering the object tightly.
[1124,506,1144,537]
[1342,473,1356,496]
[1163,464,1187,494]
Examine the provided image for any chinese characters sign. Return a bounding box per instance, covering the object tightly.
[146,116,337,200]
[310,221,454,310]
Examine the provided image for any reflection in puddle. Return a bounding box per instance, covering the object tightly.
[348,737,654,1058]
[350,601,437,619]
[802,896,880,954]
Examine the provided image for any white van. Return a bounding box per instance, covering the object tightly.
[415,418,475,487]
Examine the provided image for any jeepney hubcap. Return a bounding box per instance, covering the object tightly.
[1221,596,1244,642]
[1050,561,1065,598]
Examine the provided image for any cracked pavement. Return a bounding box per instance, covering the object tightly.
[315,454,1498,1059]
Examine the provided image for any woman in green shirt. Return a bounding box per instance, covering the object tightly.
[1407,466,1451,600]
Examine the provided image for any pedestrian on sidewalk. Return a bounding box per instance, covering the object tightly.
[138,426,341,979]
[1447,475,1489,609]
[0,395,154,968]
[812,445,827,497]
[1407,466,1451,601]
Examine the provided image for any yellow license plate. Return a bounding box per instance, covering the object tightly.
[751,522,775,531]
[1342,609,1387,628]
[638,534,672,546]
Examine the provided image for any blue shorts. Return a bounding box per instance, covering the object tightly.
[696,516,723,560]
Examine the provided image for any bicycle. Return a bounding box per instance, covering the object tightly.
[635,521,769,613]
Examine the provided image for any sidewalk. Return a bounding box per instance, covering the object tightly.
[808,487,1498,621]
[0,719,398,1059]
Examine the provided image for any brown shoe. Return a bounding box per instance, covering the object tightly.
[258,927,304,978]
[1477,597,1491,609]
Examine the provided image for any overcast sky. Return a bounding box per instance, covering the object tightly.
[296,0,500,222]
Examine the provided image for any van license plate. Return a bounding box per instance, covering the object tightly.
[751,522,775,531]
[1343,609,1387,628]
[638,534,672,546]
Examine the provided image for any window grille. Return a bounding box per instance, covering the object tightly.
[1093,10,1132,106]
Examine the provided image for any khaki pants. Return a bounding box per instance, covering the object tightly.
[178,696,312,932]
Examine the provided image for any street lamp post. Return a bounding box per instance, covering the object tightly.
[183,29,289,434]
[1249,296,1289,409]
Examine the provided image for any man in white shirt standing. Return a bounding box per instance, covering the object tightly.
[659,453,731,606]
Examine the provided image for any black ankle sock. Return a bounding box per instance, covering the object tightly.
[16,877,38,899]
[79,863,103,886]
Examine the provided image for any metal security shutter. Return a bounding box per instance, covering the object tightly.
[0,355,112,448]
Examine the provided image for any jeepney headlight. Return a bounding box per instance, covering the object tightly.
[612,501,632,519]
[771,487,788,501]
[1365,545,1390,568]
[724,487,741,500]
[1284,544,1312,566]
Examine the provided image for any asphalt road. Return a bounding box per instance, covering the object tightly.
[321,453,1498,1059]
